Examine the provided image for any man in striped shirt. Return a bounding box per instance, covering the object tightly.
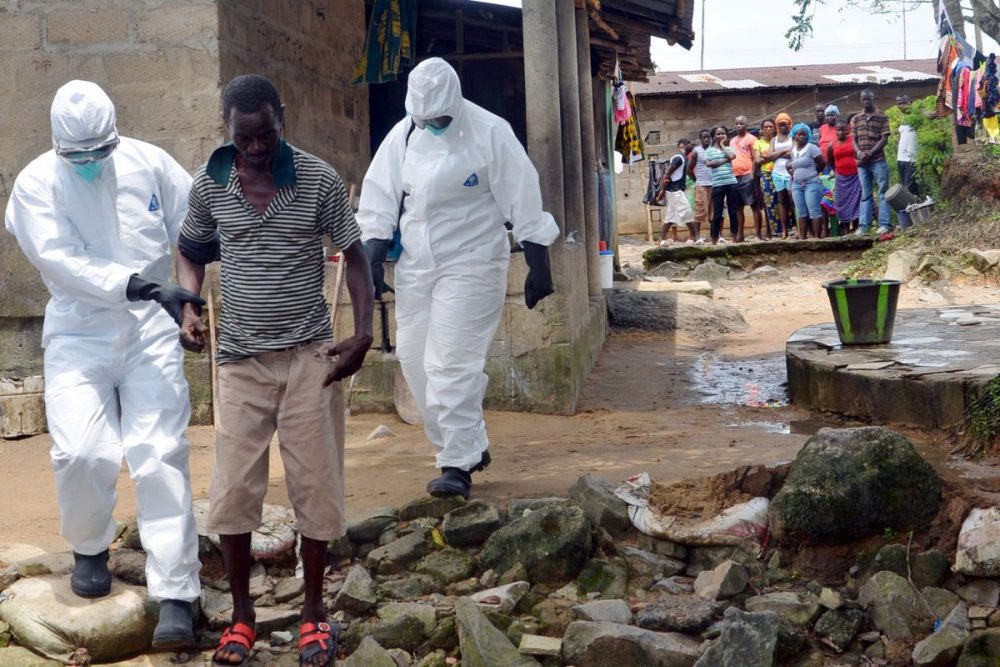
[175,75,373,666]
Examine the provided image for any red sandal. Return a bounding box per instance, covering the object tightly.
[299,621,338,666]
[212,622,256,666]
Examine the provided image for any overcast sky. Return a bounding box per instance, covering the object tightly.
[469,0,1000,71]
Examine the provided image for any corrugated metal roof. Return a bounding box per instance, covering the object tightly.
[635,59,939,96]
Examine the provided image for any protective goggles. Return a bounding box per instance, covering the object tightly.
[57,137,120,165]
[412,116,453,131]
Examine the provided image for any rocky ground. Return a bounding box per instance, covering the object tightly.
[3,237,1000,664]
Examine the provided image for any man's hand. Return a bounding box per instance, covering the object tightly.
[179,304,209,353]
[857,150,870,165]
[321,334,374,386]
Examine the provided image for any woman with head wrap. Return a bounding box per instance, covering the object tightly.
[818,105,839,158]
[788,122,827,238]
[764,112,795,237]
[753,118,777,240]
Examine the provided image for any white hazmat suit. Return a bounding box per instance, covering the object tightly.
[357,58,559,477]
[4,81,201,602]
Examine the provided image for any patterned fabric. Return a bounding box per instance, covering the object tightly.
[692,145,714,185]
[352,0,417,84]
[835,173,861,221]
[850,109,891,159]
[705,146,737,186]
[614,92,645,165]
[759,171,780,233]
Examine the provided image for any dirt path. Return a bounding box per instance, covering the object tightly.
[3,241,997,553]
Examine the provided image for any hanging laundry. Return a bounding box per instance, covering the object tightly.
[643,159,672,206]
[614,91,645,165]
[613,82,631,125]
[352,0,417,84]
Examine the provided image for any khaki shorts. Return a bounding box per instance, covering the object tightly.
[694,185,713,224]
[207,342,346,541]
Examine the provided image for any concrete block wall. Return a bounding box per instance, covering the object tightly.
[616,82,937,236]
[217,0,369,189]
[0,0,222,377]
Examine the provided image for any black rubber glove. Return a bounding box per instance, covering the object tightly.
[522,241,554,309]
[364,238,393,300]
[126,275,206,325]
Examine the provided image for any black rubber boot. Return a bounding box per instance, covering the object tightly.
[70,549,111,599]
[426,468,472,499]
[426,450,491,500]
[152,599,196,649]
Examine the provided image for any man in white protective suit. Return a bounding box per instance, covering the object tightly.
[357,58,560,500]
[4,80,204,647]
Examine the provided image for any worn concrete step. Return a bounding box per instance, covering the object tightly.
[636,280,713,297]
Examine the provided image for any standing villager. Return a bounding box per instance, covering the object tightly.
[687,128,713,243]
[753,118,778,239]
[357,58,559,501]
[827,118,861,233]
[766,112,795,238]
[851,88,892,235]
[893,93,919,229]
[787,122,826,239]
[176,74,375,667]
[704,125,740,245]
[4,80,204,647]
[654,138,698,245]
[729,115,759,242]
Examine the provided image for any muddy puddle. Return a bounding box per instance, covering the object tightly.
[686,352,789,408]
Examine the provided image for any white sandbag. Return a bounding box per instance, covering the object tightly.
[614,473,769,555]
[0,575,155,663]
[193,500,297,562]
[955,507,1000,576]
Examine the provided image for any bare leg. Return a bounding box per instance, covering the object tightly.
[216,533,255,665]
[798,217,810,240]
[752,205,763,239]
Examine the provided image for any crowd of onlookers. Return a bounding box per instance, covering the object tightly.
[651,88,921,246]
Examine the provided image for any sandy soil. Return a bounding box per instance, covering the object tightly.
[3,240,998,554]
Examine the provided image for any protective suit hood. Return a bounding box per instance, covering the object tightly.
[405,58,464,125]
[51,80,118,151]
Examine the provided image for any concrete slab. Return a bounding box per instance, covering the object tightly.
[636,280,714,296]
[787,305,1000,429]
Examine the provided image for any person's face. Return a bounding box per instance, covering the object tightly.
[777,120,790,135]
[794,128,809,147]
[896,96,911,112]
[700,131,711,147]
[825,112,837,126]
[761,121,775,140]
[678,141,689,153]
[815,106,825,122]
[735,117,747,133]
[227,104,282,170]
[836,122,848,141]
[714,127,727,143]
[860,92,875,112]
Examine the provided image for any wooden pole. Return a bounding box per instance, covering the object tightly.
[330,184,357,338]
[207,291,220,433]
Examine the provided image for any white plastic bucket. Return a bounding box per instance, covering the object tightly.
[599,251,614,289]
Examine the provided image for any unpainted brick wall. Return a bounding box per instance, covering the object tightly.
[0,0,222,375]
[217,0,370,191]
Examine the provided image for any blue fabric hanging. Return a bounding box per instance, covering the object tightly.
[352,0,417,85]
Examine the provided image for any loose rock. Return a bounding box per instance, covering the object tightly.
[768,427,941,545]
[858,570,933,641]
[455,598,540,667]
[561,620,701,667]
[480,504,591,584]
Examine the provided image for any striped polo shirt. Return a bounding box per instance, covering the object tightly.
[181,140,361,364]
